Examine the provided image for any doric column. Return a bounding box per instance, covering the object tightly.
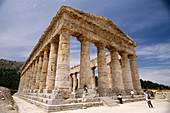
[23,72,27,91]
[95,42,110,94]
[29,64,34,92]
[109,49,124,93]
[39,49,49,92]
[18,75,24,92]
[32,60,38,91]
[91,67,96,90]
[129,55,143,94]
[69,74,73,91]
[73,73,77,93]
[77,36,92,91]
[46,41,58,93]
[35,55,43,90]
[27,66,32,91]
[54,32,70,90]
[120,52,134,93]
[107,64,113,90]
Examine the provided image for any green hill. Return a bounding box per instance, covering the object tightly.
[0,59,24,93]
[0,59,24,70]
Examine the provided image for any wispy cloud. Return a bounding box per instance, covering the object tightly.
[139,66,170,86]
[136,43,170,60]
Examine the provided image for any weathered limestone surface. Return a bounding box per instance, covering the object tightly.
[35,56,43,90]
[121,53,134,93]
[17,6,143,111]
[45,42,58,92]
[96,43,110,94]
[78,36,92,91]
[54,32,70,90]
[73,73,77,93]
[39,50,49,92]
[129,55,143,94]
[91,67,96,90]
[110,50,124,93]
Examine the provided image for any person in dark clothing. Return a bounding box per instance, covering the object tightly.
[118,94,123,104]
[84,85,88,93]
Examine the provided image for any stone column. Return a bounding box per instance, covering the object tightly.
[54,32,70,90]
[91,67,96,90]
[29,64,34,92]
[95,42,110,95]
[69,74,73,91]
[45,41,58,93]
[129,55,143,94]
[120,52,134,94]
[35,55,43,90]
[27,66,32,92]
[78,36,93,94]
[109,49,124,94]
[18,75,24,92]
[107,64,113,90]
[32,60,38,91]
[39,49,49,93]
[73,73,77,93]
[23,72,27,92]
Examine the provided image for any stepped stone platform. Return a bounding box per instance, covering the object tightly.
[15,93,147,112]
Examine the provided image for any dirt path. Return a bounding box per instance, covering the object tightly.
[13,96,46,113]
[13,96,170,113]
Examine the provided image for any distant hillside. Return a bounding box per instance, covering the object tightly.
[0,59,24,93]
[0,59,24,70]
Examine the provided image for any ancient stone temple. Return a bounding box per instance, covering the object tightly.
[16,6,144,111]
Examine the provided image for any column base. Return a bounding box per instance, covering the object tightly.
[33,90,38,93]
[135,89,144,95]
[38,89,44,93]
[51,89,72,99]
[43,89,53,93]
[98,88,114,96]
[112,89,125,95]
[124,89,136,95]
[77,88,98,98]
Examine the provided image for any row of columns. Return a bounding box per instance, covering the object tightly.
[68,44,143,95]
[19,32,71,93]
[18,31,143,95]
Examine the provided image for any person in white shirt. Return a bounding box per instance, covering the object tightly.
[144,91,153,108]
[130,90,134,98]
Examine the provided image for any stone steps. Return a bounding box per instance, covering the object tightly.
[18,95,103,112]
[99,97,118,107]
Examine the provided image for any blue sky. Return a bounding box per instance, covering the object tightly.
[0,0,170,86]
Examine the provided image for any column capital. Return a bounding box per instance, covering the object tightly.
[77,35,88,42]
[108,47,120,52]
[128,55,138,59]
[43,45,50,51]
[59,30,70,36]
[94,41,106,47]
[49,38,58,44]
[120,52,129,57]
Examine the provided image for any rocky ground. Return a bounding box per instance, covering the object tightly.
[13,96,170,113]
[0,87,18,113]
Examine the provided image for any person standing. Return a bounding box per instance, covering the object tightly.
[118,94,123,104]
[131,90,134,98]
[84,85,88,94]
[144,91,153,108]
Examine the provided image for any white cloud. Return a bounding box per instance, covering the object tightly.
[136,43,170,60]
[139,66,170,86]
